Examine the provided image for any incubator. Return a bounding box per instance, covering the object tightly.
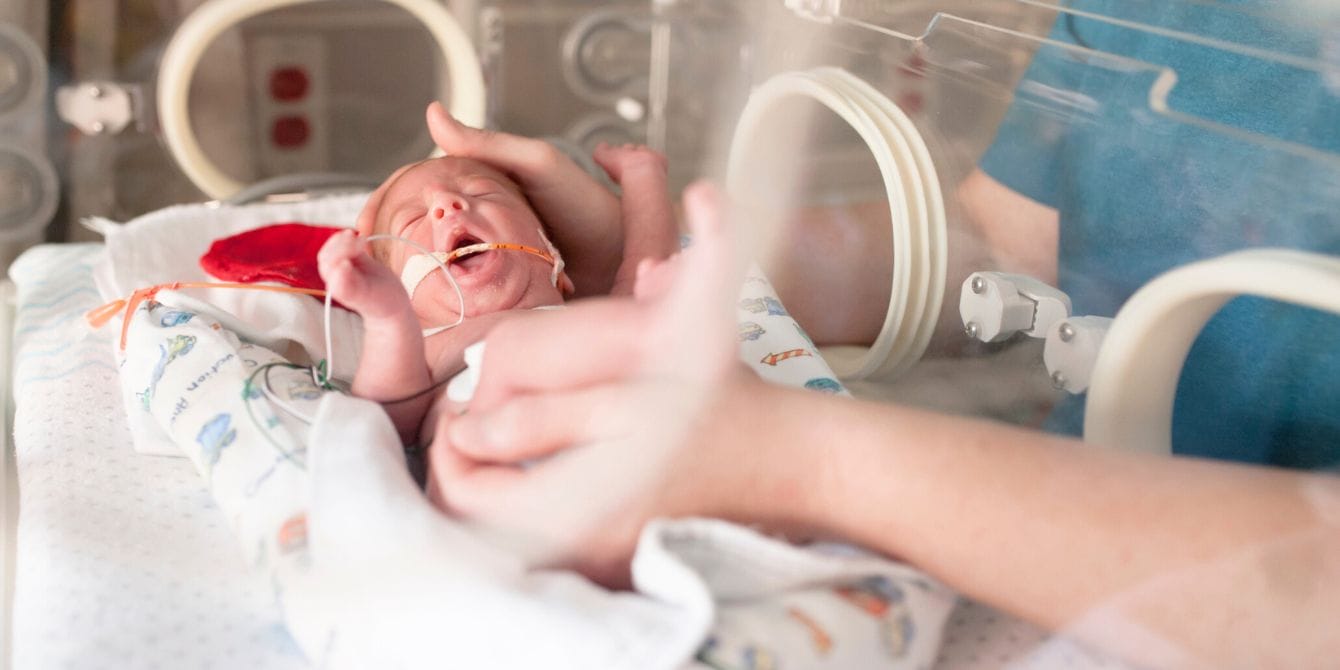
[4,0,1340,668]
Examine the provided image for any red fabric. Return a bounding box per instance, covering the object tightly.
[200,222,342,294]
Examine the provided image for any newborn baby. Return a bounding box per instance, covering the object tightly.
[318,143,676,446]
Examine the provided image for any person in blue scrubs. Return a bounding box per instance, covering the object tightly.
[422,5,1340,665]
[977,0,1340,468]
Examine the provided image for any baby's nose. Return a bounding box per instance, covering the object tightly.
[428,191,467,221]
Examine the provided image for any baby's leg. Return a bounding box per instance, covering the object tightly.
[593,144,680,296]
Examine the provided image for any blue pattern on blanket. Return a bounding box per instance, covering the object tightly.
[138,334,197,411]
[9,245,117,393]
[117,297,324,568]
[197,413,238,469]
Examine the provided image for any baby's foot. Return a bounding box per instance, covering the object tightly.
[317,230,412,321]
[592,143,678,296]
[592,143,667,187]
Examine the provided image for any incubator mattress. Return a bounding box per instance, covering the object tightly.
[9,244,306,669]
[7,242,1107,669]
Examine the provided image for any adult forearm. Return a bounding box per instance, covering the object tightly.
[533,194,623,297]
[758,389,1340,667]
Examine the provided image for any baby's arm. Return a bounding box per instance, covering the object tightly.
[593,144,680,297]
[318,230,434,444]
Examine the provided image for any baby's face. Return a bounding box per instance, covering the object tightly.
[372,157,564,320]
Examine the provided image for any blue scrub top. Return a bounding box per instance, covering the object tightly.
[979,1,1340,468]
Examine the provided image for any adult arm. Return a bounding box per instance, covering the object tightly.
[431,186,1337,669]
[772,386,1338,669]
[443,334,1340,669]
[763,168,1059,348]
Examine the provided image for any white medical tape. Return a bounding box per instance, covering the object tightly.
[446,340,487,403]
[536,227,566,289]
[401,251,452,300]
[158,0,485,199]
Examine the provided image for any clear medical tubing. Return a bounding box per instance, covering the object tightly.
[1084,249,1340,455]
[158,0,486,200]
[726,66,947,380]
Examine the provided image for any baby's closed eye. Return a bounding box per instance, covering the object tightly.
[463,177,509,198]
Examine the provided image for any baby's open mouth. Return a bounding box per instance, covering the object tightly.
[448,234,491,272]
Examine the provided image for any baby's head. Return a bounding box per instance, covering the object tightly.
[357,156,573,321]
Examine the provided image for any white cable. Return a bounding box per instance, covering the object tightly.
[726,67,946,380]
[261,376,316,425]
[1084,249,1340,454]
[158,0,486,200]
[316,233,465,387]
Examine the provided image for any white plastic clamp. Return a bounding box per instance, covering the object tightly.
[1042,315,1113,394]
[959,271,1073,343]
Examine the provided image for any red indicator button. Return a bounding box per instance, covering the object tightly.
[269,66,310,102]
[271,116,310,148]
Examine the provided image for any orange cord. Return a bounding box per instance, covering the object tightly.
[445,242,554,265]
[86,282,327,350]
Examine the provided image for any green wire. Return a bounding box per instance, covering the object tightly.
[242,361,313,470]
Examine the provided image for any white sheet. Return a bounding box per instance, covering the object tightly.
[9,244,306,669]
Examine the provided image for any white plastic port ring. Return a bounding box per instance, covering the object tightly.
[158,0,485,200]
[1085,249,1340,455]
[727,67,947,380]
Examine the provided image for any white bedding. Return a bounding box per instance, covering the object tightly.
[7,228,1104,669]
[9,244,306,669]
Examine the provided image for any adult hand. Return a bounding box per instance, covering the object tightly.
[424,183,818,586]
[425,102,624,297]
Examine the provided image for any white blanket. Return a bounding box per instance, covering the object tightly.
[91,195,367,456]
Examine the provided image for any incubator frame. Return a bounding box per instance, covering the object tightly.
[6,1,1340,667]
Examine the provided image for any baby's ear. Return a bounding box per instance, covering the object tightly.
[558,271,577,297]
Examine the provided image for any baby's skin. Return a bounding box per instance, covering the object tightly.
[317,143,677,445]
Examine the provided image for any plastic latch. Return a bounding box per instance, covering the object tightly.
[1011,275,1073,338]
[960,272,1070,343]
[1043,316,1113,394]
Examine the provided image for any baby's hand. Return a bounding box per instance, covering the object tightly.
[317,230,410,321]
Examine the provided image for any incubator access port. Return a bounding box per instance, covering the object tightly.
[0,24,42,123]
[0,143,57,247]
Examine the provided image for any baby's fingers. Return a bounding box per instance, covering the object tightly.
[322,257,364,296]
[317,230,365,269]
